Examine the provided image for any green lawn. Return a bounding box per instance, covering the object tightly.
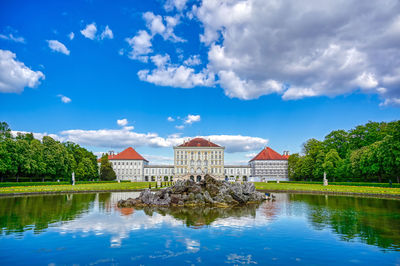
[1,181,399,197]
[254,182,400,196]
[0,182,164,195]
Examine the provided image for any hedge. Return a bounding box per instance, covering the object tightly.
[281,181,400,188]
[0,180,131,187]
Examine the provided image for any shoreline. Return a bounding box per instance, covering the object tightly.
[1,188,399,199]
[257,189,400,199]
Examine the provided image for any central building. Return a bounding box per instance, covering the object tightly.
[173,138,225,181]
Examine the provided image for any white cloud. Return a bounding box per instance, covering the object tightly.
[100,25,113,40]
[143,12,166,36]
[379,97,400,107]
[175,125,185,130]
[0,49,45,93]
[57,94,71,103]
[126,30,153,60]
[138,53,215,88]
[11,130,64,142]
[164,0,188,12]
[282,87,318,100]
[59,129,268,152]
[206,134,268,153]
[14,125,268,153]
[47,40,70,55]
[191,0,400,104]
[183,55,201,66]
[143,154,174,165]
[0,33,25,43]
[80,23,97,40]
[245,152,257,158]
[68,32,75,40]
[80,23,113,41]
[167,116,175,122]
[218,70,284,100]
[143,12,185,42]
[117,118,128,126]
[184,114,201,124]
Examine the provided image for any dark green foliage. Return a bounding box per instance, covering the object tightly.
[99,154,116,181]
[0,122,99,182]
[288,120,400,182]
[0,180,122,187]
[281,181,400,188]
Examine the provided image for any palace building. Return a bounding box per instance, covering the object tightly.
[98,137,289,182]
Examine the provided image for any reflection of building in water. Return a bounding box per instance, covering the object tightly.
[261,193,289,220]
[98,137,289,182]
[116,207,134,216]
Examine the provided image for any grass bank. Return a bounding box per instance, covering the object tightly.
[0,182,170,196]
[1,181,399,198]
[254,182,400,197]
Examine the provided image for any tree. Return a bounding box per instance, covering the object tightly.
[0,122,12,141]
[323,130,349,159]
[76,157,96,180]
[100,154,116,181]
[312,150,326,180]
[30,139,46,181]
[0,139,18,181]
[288,153,300,180]
[301,155,314,180]
[303,138,323,159]
[348,121,387,150]
[378,135,400,182]
[350,147,366,181]
[322,149,341,181]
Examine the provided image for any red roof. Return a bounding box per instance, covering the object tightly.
[178,137,221,147]
[97,154,115,162]
[110,147,148,161]
[250,147,287,161]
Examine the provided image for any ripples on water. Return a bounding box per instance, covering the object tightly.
[0,192,399,265]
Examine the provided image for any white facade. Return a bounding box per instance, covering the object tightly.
[99,141,289,182]
[143,165,174,182]
[249,160,288,181]
[174,145,225,181]
[110,159,148,181]
[224,165,251,182]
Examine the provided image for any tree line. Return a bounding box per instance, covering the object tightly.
[0,122,99,182]
[288,120,400,182]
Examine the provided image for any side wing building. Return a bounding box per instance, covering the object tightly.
[98,137,289,182]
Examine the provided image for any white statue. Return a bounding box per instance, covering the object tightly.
[323,172,328,186]
[72,172,75,186]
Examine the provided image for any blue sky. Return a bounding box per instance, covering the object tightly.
[0,0,399,164]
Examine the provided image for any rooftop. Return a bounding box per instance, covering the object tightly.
[108,147,148,161]
[178,137,221,148]
[250,147,287,161]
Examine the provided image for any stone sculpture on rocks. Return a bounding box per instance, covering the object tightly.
[117,174,266,207]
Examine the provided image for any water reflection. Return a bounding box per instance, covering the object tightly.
[289,194,400,250]
[0,193,96,236]
[0,192,399,251]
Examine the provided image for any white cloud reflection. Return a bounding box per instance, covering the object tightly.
[57,192,287,247]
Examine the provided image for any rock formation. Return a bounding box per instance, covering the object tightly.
[117,174,266,207]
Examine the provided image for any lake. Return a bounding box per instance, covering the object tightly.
[0,192,399,265]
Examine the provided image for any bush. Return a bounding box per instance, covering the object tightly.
[0,180,121,187]
[281,181,400,188]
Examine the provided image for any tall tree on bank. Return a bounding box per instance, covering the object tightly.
[99,154,116,181]
[288,120,400,182]
[0,122,99,182]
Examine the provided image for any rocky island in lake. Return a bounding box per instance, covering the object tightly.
[117,175,266,207]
